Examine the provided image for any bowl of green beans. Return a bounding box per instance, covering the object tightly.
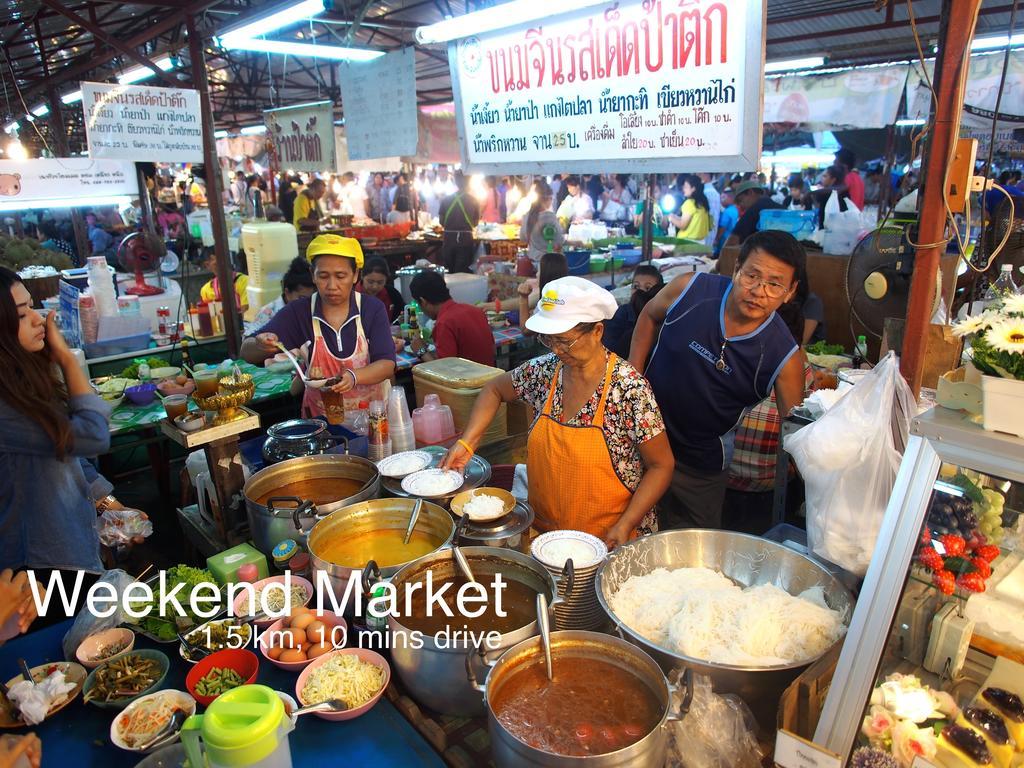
[185,649,259,706]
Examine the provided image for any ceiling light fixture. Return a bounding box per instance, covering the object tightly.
[895,118,927,126]
[764,56,826,73]
[117,56,174,85]
[970,33,1024,51]
[5,140,28,161]
[214,130,229,139]
[30,104,50,117]
[61,90,83,105]
[415,0,608,44]
[3,121,18,134]
[218,0,325,44]
[218,37,382,61]
[239,125,267,135]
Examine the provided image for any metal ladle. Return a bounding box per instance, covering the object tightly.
[453,545,477,585]
[403,498,423,545]
[274,343,328,389]
[536,593,553,681]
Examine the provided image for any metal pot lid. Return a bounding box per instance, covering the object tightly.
[382,446,491,500]
[458,500,534,541]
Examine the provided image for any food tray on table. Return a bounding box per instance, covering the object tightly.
[159,406,260,448]
[381,445,491,502]
[122,573,226,644]
[0,661,87,728]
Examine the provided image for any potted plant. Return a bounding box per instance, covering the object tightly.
[952,293,1024,436]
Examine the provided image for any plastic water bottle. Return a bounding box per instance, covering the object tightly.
[984,264,1020,305]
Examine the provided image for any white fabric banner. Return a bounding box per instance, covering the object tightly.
[763,64,909,130]
[81,82,203,162]
[0,158,137,207]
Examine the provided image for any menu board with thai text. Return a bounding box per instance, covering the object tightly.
[448,0,764,173]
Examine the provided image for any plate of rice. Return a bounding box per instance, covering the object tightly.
[376,451,433,478]
[449,487,515,522]
[295,648,389,721]
[400,469,464,498]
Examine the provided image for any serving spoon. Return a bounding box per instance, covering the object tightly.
[536,593,553,681]
[403,498,424,545]
[136,708,188,751]
[274,343,328,389]
[453,545,478,586]
[293,698,349,717]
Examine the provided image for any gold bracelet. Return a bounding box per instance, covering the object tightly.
[457,439,474,456]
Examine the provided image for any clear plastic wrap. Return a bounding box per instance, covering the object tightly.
[667,673,765,768]
[95,508,153,547]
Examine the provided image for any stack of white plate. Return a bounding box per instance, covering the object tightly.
[530,530,608,631]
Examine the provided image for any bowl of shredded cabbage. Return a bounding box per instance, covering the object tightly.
[295,648,389,721]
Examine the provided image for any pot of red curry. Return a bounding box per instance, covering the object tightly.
[469,630,687,766]
[383,546,571,717]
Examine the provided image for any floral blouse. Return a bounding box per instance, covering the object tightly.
[510,353,665,535]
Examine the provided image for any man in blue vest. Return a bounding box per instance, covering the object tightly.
[629,230,806,530]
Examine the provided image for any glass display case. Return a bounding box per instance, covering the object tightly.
[814,406,1024,766]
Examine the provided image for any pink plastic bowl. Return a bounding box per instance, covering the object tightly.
[294,648,390,721]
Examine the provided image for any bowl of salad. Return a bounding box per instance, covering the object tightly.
[125,565,222,643]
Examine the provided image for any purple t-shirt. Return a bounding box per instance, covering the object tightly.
[253,292,397,365]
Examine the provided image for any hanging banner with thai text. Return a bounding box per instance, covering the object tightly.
[264,100,337,173]
[81,82,203,163]
[0,157,136,210]
[448,0,765,174]
[763,64,909,130]
[339,48,419,160]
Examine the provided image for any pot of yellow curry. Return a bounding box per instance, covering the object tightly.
[304,497,456,612]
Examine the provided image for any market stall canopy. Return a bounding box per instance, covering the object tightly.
[0,0,1018,155]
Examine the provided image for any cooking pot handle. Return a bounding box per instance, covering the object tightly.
[666,668,694,722]
[325,435,350,455]
[287,499,318,533]
[555,558,575,601]
[267,496,302,517]
[464,645,490,696]
[361,560,382,595]
[454,513,469,543]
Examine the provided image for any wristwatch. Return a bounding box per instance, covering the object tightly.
[95,495,118,513]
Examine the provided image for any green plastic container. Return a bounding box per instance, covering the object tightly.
[181,684,293,768]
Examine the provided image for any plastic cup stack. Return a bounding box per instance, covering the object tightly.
[388,387,416,454]
[86,256,118,317]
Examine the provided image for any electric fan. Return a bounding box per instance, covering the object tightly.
[117,231,166,296]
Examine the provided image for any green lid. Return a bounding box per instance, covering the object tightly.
[182,685,288,766]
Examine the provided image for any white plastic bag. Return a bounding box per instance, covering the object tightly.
[60,569,137,660]
[784,353,915,576]
[667,673,764,768]
[821,190,864,255]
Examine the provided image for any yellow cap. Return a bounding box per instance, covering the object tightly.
[305,234,364,268]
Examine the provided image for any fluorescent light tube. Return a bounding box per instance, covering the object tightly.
[416,0,608,44]
[61,90,83,104]
[240,125,267,135]
[970,33,1024,51]
[214,130,229,139]
[0,195,132,212]
[117,56,174,85]
[765,56,825,73]
[896,118,926,126]
[219,0,324,44]
[218,37,382,61]
[30,104,49,117]
[3,122,18,133]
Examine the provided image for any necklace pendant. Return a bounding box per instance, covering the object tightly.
[715,357,726,372]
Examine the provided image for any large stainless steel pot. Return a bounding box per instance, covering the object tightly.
[385,546,571,716]
[468,630,688,768]
[242,453,380,556]
[595,529,855,727]
[304,497,456,610]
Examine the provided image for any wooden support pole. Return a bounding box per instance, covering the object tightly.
[900,0,981,397]
[187,15,241,358]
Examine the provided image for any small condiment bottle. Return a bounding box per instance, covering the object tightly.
[272,539,298,571]
[288,552,311,579]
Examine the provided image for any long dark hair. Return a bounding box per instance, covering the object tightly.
[0,268,72,459]
[681,174,710,213]
[525,179,554,238]
[538,252,568,292]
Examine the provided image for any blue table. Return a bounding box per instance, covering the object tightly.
[0,620,445,768]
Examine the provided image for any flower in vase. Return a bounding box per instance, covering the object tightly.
[1000,292,1024,315]
[952,313,996,338]
[890,719,937,767]
[985,318,1024,355]
[862,705,897,743]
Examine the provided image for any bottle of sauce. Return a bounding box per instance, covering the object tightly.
[197,302,214,337]
[187,304,200,337]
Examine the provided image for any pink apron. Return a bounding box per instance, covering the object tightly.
[301,291,389,418]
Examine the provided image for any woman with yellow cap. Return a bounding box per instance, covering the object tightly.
[241,234,396,418]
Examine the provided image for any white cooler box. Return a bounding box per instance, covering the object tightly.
[444,273,488,305]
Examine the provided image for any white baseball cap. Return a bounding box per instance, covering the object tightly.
[524,276,618,335]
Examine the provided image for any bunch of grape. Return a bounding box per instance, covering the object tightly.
[928,490,978,540]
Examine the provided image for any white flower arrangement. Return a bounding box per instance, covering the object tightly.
[860,673,958,768]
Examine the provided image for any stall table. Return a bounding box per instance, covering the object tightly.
[0,619,446,768]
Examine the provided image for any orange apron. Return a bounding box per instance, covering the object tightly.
[301,292,388,418]
[527,353,635,539]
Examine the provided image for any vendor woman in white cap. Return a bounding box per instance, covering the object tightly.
[241,234,396,418]
[443,276,673,548]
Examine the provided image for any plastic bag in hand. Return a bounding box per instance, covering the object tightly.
[96,508,153,547]
[60,568,138,661]
[668,673,764,768]
[784,352,916,576]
